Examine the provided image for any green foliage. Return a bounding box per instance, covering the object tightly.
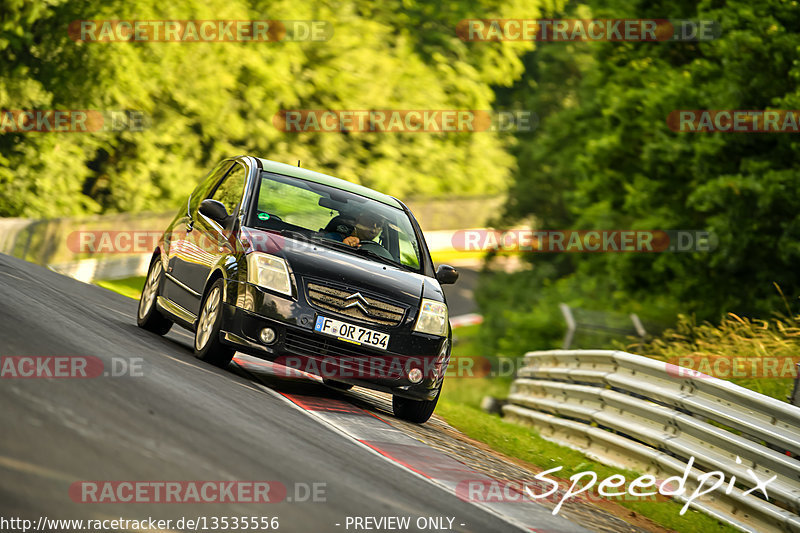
[475,267,569,356]
[481,0,800,353]
[631,311,800,401]
[0,0,537,218]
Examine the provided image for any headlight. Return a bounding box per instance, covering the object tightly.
[247,252,292,296]
[414,299,448,336]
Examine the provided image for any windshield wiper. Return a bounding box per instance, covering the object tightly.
[314,237,360,253]
[309,237,412,270]
[278,229,314,241]
[351,246,410,270]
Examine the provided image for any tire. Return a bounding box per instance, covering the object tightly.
[323,378,354,391]
[137,257,173,335]
[392,386,441,424]
[194,279,235,368]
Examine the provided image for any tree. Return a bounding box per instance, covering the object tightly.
[0,0,538,217]
[480,0,800,356]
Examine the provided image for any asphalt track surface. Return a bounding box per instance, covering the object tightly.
[0,254,589,533]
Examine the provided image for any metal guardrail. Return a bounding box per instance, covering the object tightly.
[503,349,800,533]
[0,213,173,282]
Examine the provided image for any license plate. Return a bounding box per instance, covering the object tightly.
[314,316,389,350]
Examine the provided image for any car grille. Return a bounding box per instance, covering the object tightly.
[306,282,405,327]
[283,329,409,379]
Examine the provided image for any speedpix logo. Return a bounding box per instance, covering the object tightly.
[457,456,775,516]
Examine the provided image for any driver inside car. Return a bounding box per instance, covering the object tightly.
[324,210,384,247]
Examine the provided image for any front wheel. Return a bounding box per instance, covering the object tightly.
[137,257,173,335]
[392,387,440,423]
[194,279,235,368]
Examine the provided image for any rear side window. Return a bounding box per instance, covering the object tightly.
[210,163,247,217]
[190,160,233,213]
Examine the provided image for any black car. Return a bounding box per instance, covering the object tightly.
[137,156,458,423]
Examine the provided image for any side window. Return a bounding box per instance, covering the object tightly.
[398,231,420,269]
[190,160,233,213]
[210,163,247,219]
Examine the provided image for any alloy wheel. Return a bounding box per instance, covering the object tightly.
[196,287,221,350]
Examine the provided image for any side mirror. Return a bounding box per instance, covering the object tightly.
[435,264,459,285]
[199,199,230,224]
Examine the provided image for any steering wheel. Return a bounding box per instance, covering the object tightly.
[359,240,396,261]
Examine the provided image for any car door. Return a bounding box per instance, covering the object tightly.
[170,161,248,315]
[163,160,233,314]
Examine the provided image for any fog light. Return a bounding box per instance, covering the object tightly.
[259,327,276,344]
[408,368,423,384]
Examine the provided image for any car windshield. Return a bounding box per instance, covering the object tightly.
[249,171,422,271]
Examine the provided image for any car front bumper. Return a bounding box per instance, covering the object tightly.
[219,297,448,401]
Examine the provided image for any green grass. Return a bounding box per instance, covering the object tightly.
[629,312,800,402]
[95,276,145,300]
[91,279,747,532]
[439,325,737,533]
[444,324,515,406]
[436,401,733,532]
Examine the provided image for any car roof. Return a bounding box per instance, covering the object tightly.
[255,157,404,209]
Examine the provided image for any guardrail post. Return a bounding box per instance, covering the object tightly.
[559,303,576,349]
[791,363,800,407]
[630,313,646,338]
[630,313,647,350]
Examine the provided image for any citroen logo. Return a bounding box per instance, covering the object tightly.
[342,292,371,315]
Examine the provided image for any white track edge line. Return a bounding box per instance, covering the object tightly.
[241,369,532,533]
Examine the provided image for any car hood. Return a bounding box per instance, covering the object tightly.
[240,227,444,307]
